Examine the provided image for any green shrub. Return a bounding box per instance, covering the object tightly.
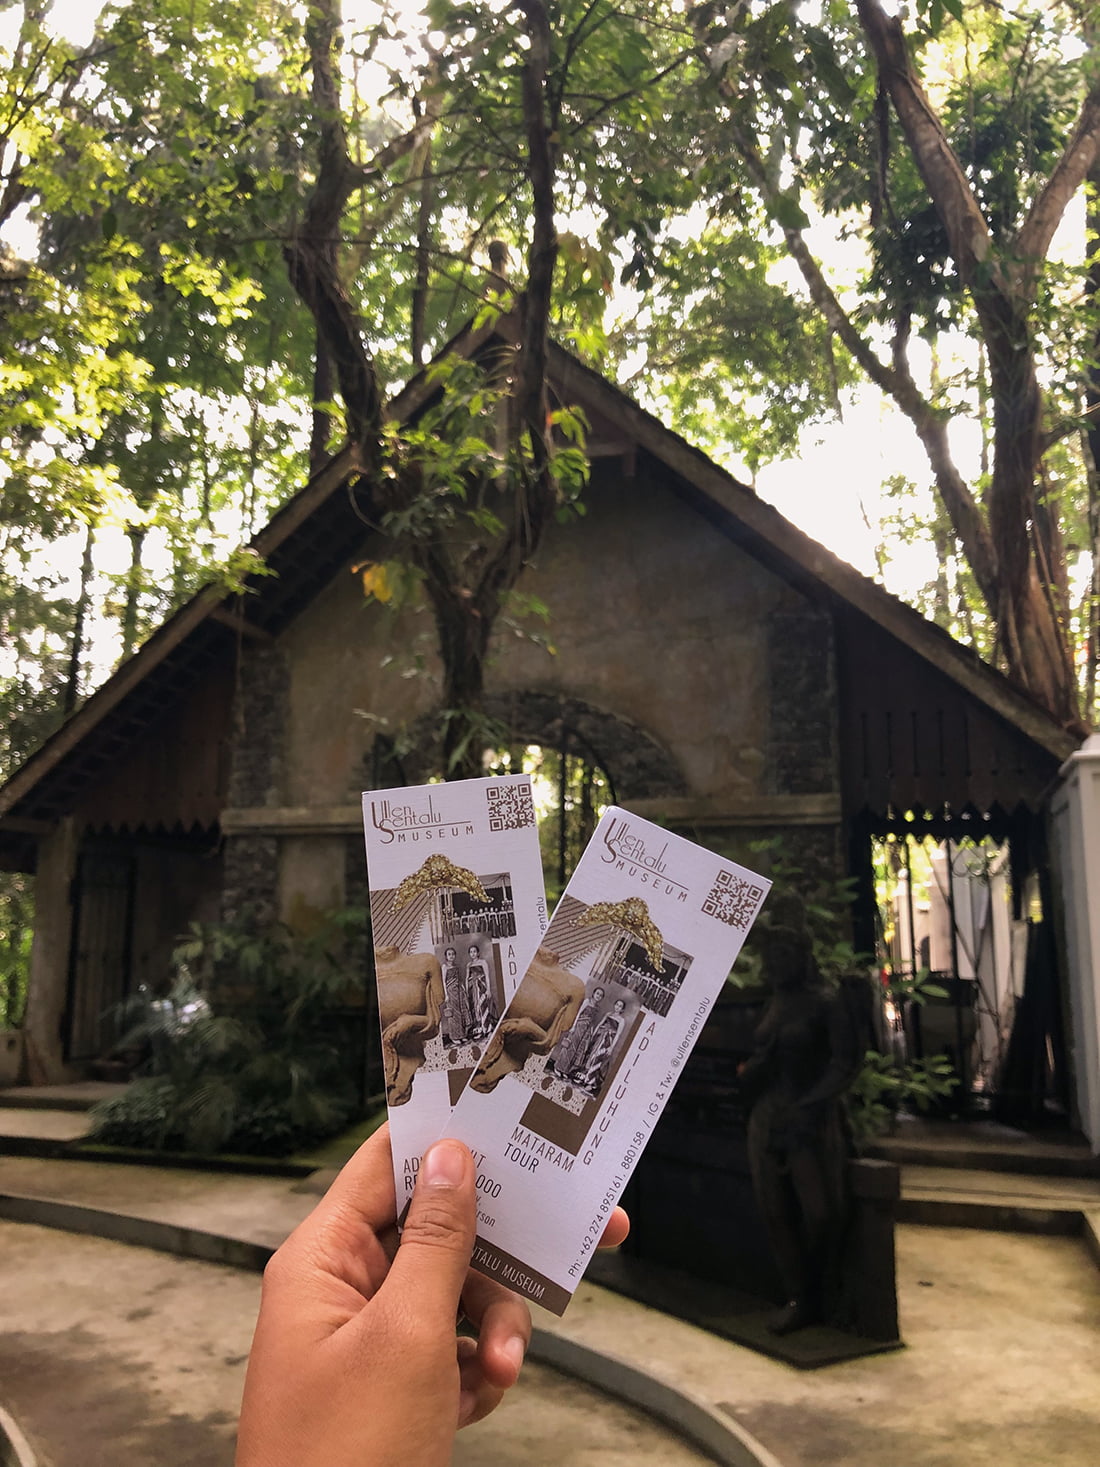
[89,910,365,1157]
[0,873,33,1028]
[845,1046,958,1146]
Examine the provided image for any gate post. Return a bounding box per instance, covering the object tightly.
[22,816,80,1084]
[1050,734,1100,1153]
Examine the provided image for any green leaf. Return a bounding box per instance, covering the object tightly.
[769,192,810,232]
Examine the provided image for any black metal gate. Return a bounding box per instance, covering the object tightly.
[65,842,136,1062]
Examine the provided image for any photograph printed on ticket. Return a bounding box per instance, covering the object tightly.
[442,806,770,1315]
[361,776,548,1204]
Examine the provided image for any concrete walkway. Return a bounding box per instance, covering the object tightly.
[0,1221,718,1467]
[2,1145,1100,1465]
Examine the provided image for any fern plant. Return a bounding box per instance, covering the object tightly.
[89,909,366,1156]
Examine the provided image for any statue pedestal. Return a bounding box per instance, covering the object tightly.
[847,1156,901,1343]
[618,1114,902,1358]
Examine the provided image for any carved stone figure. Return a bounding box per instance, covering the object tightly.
[470,947,585,1093]
[738,891,861,1334]
[374,945,445,1107]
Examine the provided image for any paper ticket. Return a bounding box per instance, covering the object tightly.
[362,775,548,1206]
[441,806,770,1315]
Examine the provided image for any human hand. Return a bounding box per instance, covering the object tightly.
[235,1123,628,1467]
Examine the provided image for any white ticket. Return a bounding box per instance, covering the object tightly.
[441,806,770,1315]
[362,776,548,1207]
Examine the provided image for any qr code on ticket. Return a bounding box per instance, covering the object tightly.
[486,782,536,831]
[701,869,766,929]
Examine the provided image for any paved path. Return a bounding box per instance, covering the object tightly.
[554,1227,1100,1467]
[0,1221,713,1467]
[0,1153,319,1248]
[2,1148,1100,1464]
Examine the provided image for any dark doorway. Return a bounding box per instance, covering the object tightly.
[65,840,135,1062]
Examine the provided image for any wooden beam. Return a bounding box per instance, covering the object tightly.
[220,804,363,836]
[621,794,843,827]
[0,816,54,836]
[208,606,277,644]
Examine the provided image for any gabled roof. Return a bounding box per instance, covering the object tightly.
[543,342,1076,764]
[0,313,1076,858]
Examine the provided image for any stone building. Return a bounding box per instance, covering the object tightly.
[0,314,1074,1092]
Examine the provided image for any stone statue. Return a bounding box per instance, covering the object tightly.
[374,946,445,1108]
[738,890,861,1334]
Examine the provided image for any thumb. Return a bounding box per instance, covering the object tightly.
[383,1139,476,1327]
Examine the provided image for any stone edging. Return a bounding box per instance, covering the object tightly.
[0,1190,782,1467]
[1084,1212,1100,1270]
[898,1195,1100,1263]
[0,1406,37,1467]
[529,1327,786,1467]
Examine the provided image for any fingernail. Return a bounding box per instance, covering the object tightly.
[502,1334,526,1375]
[421,1139,467,1188]
[458,1388,478,1425]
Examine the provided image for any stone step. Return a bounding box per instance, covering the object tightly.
[0,1108,91,1144]
[898,1162,1100,1266]
[870,1136,1100,1180]
[0,1083,126,1113]
[866,1116,1100,1180]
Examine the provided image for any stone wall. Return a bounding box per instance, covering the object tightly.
[226,646,289,808]
[221,834,279,929]
[766,603,838,797]
[273,455,837,814]
[695,822,845,893]
[222,646,289,925]
[240,450,849,935]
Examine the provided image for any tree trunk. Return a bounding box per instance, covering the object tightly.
[980,303,1079,726]
[411,132,434,368]
[119,525,146,661]
[283,0,383,463]
[63,520,95,715]
[855,0,1087,731]
[286,0,561,779]
[424,574,494,780]
[309,331,333,475]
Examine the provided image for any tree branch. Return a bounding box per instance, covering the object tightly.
[729,115,999,603]
[283,0,383,457]
[513,0,556,442]
[472,0,559,619]
[854,0,1005,298]
[1015,81,1100,278]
